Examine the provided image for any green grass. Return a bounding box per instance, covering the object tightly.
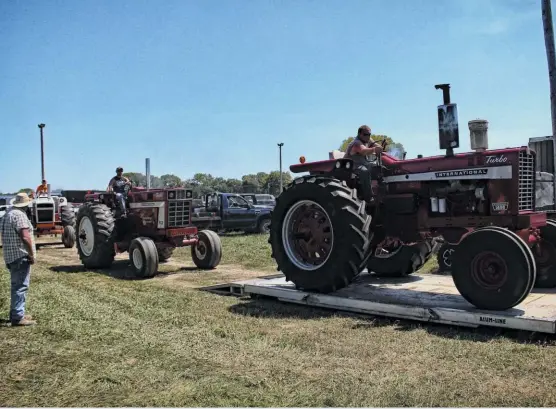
[0,234,555,407]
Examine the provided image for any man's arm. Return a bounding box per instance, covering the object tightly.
[14,213,35,263]
[107,177,115,192]
[351,140,383,155]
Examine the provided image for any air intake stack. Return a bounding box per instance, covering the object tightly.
[468,119,489,152]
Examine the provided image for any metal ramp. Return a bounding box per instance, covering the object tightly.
[205,272,556,334]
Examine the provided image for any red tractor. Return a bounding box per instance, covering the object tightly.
[268,84,553,311]
[75,185,222,277]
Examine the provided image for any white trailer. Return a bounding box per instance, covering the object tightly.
[206,272,556,334]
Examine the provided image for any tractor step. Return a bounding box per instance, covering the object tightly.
[205,272,556,334]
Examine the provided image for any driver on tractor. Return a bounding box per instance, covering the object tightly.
[107,167,131,217]
[344,125,383,201]
[35,180,48,196]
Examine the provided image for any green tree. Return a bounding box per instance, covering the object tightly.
[241,174,261,193]
[123,172,146,187]
[264,171,292,195]
[160,174,183,188]
[339,134,405,158]
[224,178,242,193]
[18,188,33,195]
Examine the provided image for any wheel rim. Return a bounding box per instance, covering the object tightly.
[195,240,207,260]
[262,220,271,232]
[78,216,95,257]
[442,248,455,267]
[282,200,334,271]
[470,251,508,289]
[132,248,143,270]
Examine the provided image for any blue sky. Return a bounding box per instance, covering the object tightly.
[0,0,551,192]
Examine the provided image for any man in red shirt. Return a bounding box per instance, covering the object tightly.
[344,125,383,201]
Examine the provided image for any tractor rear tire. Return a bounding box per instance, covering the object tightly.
[158,247,175,262]
[129,237,159,278]
[257,217,271,234]
[192,230,222,269]
[61,204,76,227]
[437,242,455,273]
[269,176,372,293]
[533,219,556,288]
[451,227,534,310]
[62,225,76,248]
[368,240,433,278]
[76,203,116,269]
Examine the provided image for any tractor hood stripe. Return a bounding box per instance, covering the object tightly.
[383,165,512,183]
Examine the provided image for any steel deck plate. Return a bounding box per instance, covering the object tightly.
[222,273,556,334]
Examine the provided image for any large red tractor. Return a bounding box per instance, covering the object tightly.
[75,185,222,277]
[268,84,552,311]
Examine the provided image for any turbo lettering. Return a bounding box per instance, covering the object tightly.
[485,155,508,164]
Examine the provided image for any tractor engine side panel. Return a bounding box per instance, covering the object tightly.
[380,149,536,237]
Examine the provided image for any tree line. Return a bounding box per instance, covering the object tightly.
[6,133,403,196]
[118,170,293,197]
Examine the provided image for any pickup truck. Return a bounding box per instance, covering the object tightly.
[192,192,273,234]
[239,193,276,208]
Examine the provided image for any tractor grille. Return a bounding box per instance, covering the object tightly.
[168,198,191,227]
[518,150,535,211]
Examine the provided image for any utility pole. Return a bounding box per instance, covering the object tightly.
[38,123,46,181]
[277,142,284,193]
[543,0,556,135]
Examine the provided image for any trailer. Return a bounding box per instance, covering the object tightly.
[205,271,556,334]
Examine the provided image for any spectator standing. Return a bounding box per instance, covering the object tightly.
[1,193,37,326]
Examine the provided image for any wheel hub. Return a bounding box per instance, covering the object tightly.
[443,248,455,267]
[470,251,508,289]
[195,241,207,259]
[282,200,333,270]
[78,216,95,257]
[132,248,143,270]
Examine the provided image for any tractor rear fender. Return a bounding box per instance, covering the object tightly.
[290,158,354,174]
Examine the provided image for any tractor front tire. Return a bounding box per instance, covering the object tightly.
[76,203,116,269]
[129,237,159,278]
[367,240,433,278]
[192,230,223,269]
[269,176,372,293]
[158,247,175,262]
[451,227,534,310]
[61,204,76,227]
[62,225,76,248]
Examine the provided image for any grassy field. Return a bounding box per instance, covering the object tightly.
[1,234,556,407]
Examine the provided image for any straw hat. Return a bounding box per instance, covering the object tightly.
[12,193,31,208]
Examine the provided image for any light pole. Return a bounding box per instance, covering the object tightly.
[277,142,284,193]
[38,123,45,181]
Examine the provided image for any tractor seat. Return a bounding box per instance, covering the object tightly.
[329,150,345,159]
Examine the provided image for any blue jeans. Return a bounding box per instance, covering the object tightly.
[7,257,31,322]
[115,193,126,214]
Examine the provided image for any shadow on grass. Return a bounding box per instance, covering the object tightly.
[228,297,556,346]
[48,261,203,280]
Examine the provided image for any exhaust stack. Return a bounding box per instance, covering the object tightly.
[146,158,151,189]
[469,119,489,152]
